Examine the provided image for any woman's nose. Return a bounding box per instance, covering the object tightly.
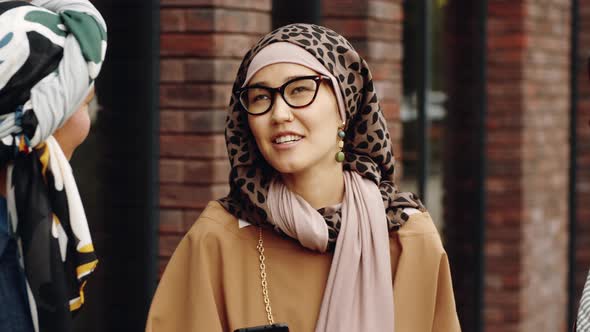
[270,93,293,123]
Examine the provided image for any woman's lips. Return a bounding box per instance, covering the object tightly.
[271,136,303,150]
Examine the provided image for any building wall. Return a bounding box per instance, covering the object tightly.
[157,0,272,273]
[519,0,570,330]
[485,2,527,325]
[322,0,405,181]
[485,1,570,331]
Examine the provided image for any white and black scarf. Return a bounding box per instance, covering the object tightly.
[0,1,107,331]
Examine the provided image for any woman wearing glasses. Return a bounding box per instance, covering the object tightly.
[147,24,461,332]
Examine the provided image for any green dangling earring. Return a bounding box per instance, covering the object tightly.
[335,123,346,162]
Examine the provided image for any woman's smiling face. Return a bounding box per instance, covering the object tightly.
[246,63,343,176]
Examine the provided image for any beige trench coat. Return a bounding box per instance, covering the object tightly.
[146,201,461,332]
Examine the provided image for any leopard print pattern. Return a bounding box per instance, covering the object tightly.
[318,205,342,252]
[218,24,425,242]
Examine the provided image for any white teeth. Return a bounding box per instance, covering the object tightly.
[274,135,302,144]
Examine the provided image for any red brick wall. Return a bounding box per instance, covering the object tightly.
[321,0,404,182]
[158,0,271,274]
[575,0,590,316]
[485,1,570,331]
[520,0,570,330]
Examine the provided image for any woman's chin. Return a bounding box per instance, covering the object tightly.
[266,152,339,177]
[269,160,308,176]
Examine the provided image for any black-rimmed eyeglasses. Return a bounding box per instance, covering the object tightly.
[236,75,330,115]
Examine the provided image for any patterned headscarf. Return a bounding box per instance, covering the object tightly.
[0,1,106,331]
[219,23,425,245]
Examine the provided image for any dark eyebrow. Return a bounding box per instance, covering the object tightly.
[249,75,305,87]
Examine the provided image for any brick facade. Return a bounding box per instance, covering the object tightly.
[158,0,271,273]
[321,0,405,181]
[486,0,570,330]
[518,1,570,330]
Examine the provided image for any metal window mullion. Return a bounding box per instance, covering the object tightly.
[476,0,488,330]
[417,0,432,203]
[568,0,579,327]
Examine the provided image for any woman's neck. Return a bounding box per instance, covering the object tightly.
[281,162,344,209]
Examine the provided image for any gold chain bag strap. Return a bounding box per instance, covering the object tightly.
[256,227,275,324]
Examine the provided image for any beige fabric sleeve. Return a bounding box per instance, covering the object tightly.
[145,220,227,332]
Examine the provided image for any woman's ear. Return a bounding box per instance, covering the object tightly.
[52,88,95,160]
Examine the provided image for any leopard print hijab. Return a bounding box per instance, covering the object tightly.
[218,23,425,244]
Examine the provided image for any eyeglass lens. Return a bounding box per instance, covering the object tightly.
[240,77,319,114]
